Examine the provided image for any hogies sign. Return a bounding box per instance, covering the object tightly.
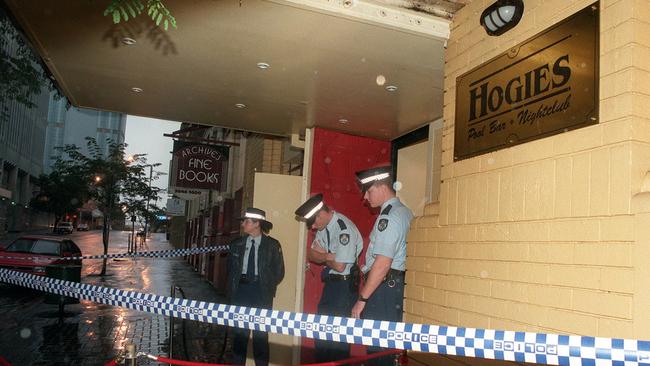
[173,144,229,191]
[454,3,599,160]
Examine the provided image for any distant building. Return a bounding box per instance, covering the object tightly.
[0,21,51,234]
[44,93,126,172]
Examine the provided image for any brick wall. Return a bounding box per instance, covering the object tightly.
[242,135,293,211]
[405,0,650,353]
[263,138,284,174]
[242,135,265,211]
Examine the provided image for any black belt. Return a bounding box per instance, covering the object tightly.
[325,274,352,281]
[377,269,405,283]
[387,269,405,278]
[240,275,259,284]
[362,269,405,283]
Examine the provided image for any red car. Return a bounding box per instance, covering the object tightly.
[0,236,82,276]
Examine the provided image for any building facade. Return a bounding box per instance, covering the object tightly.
[167,124,302,291]
[0,22,51,233]
[44,93,126,172]
[405,1,650,365]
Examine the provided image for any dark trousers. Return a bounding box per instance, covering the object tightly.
[315,279,356,363]
[363,276,404,366]
[231,281,273,366]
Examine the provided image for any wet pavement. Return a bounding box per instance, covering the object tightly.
[0,230,230,365]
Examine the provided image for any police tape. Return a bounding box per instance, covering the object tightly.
[1,268,649,366]
[0,245,230,261]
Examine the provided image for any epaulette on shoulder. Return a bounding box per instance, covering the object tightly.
[337,218,347,230]
[381,204,393,215]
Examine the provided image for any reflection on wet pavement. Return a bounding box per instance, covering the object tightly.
[0,231,229,365]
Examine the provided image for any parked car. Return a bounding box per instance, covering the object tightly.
[55,221,74,234]
[0,236,82,276]
[77,223,89,231]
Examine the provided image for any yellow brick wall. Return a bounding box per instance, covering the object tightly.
[242,135,265,211]
[262,138,284,174]
[243,135,294,210]
[405,0,650,355]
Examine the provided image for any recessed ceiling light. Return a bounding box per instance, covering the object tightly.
[257,62,270,70]
[235,103,246,109]
[376,75,386,86]
[385,85,398,92]
[131,87,143,93]
[338,118,349,124]
[122,37,137,45]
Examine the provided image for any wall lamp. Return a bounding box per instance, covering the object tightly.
[480,0,524,36]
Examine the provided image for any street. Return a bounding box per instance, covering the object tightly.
[0,230,229,365]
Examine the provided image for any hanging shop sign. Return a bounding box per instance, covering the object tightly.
[454,3,599,161]
[172,143,229,192]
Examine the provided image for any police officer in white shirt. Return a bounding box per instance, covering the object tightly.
[295,193,363,363]
[351,166,413,366]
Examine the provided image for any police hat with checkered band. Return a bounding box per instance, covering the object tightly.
[294,193,325,227]
[238,207,273,231]
[355,165,393,192]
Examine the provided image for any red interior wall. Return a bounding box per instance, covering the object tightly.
[301,127,391,362]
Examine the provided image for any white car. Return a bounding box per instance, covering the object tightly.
[55,222,74,234]
[77,223,89,231]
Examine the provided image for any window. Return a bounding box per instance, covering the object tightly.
[31,240,61,256]
[64,241,81,255]
[6,238,35,253]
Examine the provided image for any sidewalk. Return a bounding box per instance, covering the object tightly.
[0,230,230,365]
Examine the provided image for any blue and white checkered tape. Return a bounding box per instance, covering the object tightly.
[0,244,229,261]
[1,268,649,366]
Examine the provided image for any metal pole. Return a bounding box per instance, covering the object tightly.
[169,285,176,363]
[131,219,135,253]
[143,165,153,239]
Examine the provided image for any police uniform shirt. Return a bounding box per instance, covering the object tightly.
[242,235,262,276]
[312,212,362,275]
[364,197,413,272]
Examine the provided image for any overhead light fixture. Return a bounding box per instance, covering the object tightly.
[131,87,143,93]
[480,0,524,36]
[256,62,270,70]
[235,103,246,109]
[338,118,349,124]
[385,85,398,92]
[122,37,137,45]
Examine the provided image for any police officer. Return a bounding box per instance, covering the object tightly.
[351,166,413,366]
[295,193,363,363]
[226,207,285,366]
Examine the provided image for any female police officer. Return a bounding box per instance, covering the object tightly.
[227,207,285,366]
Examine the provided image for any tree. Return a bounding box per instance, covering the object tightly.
[30,166,88,230]
[57,137,162,275]
[103,0,177,30]
[0,12,56,122]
